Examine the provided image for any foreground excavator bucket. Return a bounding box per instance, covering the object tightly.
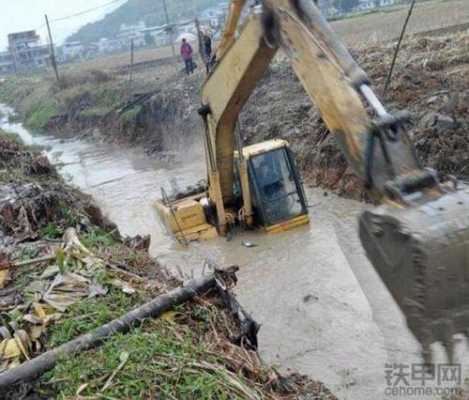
[360,187,469,363]
[207,0,469,364]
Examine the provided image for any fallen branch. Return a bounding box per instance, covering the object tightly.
[13,255,56,269]
[0,275,217,388]
[106,262,145,281]
[0,255,56,271]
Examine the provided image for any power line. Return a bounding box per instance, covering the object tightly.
[49,0,127,24]
[32,0,126,32]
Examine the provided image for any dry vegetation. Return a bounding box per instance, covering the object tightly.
[2,1,469,397]
[333,0,469,47]
[63,44,191,75]
[239,26,469,199]
[3,0,469,201]
[54,1,469,75]
[0,133,336,399]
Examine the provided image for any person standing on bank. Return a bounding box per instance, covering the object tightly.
[180,38,194,75]
[202,30,213,73]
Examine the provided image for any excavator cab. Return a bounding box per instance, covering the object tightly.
[241,140,308,231]
[155,139,309,243]
[158,0,469,363]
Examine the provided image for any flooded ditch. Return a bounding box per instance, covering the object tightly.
[2,103,466,399]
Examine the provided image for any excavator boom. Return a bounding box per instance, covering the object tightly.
[200,0,469,362]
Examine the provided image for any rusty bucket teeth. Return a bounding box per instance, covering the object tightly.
[359,187,469,361]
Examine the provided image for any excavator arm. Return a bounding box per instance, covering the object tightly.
[200,0,469,362]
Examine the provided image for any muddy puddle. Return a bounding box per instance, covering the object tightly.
[2,104,467,399]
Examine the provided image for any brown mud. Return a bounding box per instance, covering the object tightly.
[46,31,469,201]
[0,131,117,249]
[240,31,469,199]
[0,126,336,399]
[4,28,469,201]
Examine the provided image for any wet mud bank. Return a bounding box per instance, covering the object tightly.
[0,69,202,158]
[240,31,469,200]
[2,29,469,203]
[0,108,336,399]
[2,28,469,399]
[4,105,468,400]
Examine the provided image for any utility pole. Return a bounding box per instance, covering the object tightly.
[195,18,205,64]
[128,38,135,101]
[162,0,176,58]
[192,0,197,17]
[193,0,203,59]
[45,14,60,84]
[383,0,417,97]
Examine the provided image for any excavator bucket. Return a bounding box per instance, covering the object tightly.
[359,187,469,363]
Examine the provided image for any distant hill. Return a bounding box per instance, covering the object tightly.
[67,0,224,44]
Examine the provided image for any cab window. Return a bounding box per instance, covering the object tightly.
[250,148,306,225]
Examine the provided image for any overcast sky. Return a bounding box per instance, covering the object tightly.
[0,0,125,51]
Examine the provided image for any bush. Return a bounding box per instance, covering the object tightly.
[55,70,114,92]
[25,101,59,130]
[119,105,142,126]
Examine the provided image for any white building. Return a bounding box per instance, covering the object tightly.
[141,26,170,47]
[176,20,197,36]
[119,21,146,35]
[97,37,123,53]
[0,51,14,74]
[62,41,84,61]
[357,0,396,11]
[117,21,147,48]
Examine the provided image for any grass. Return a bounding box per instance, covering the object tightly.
[39,223,64,239]
[0,130,22,145]
[120,105,142,123]
[43,303,261,400]
[24,100,59,130]
[78,105,113,119]
[0,68,160,137]
[37,205,81,239]
[47,287,145,348]
[81,227,118,248]
[32,250,275,400]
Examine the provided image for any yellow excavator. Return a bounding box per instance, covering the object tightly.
[156,0,469,362]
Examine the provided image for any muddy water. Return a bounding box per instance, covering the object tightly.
[2,105,466,399]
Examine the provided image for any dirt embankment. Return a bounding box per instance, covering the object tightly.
[0,66,203,156]
[0,133,336,398]
[0,132,117,248]
[3,28,469,201]
[37,29,469,201]
[240,30,469,199]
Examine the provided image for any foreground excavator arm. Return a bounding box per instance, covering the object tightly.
[200,0,469,362]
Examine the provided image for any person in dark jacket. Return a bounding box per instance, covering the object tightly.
[202,31,212,72]
[180,38,194,75]
[203,32,212,59]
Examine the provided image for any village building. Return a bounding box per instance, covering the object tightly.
[8,30,49,71]
[62,41,85,61]
[117,21,147,48]
[0,51,14,74]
